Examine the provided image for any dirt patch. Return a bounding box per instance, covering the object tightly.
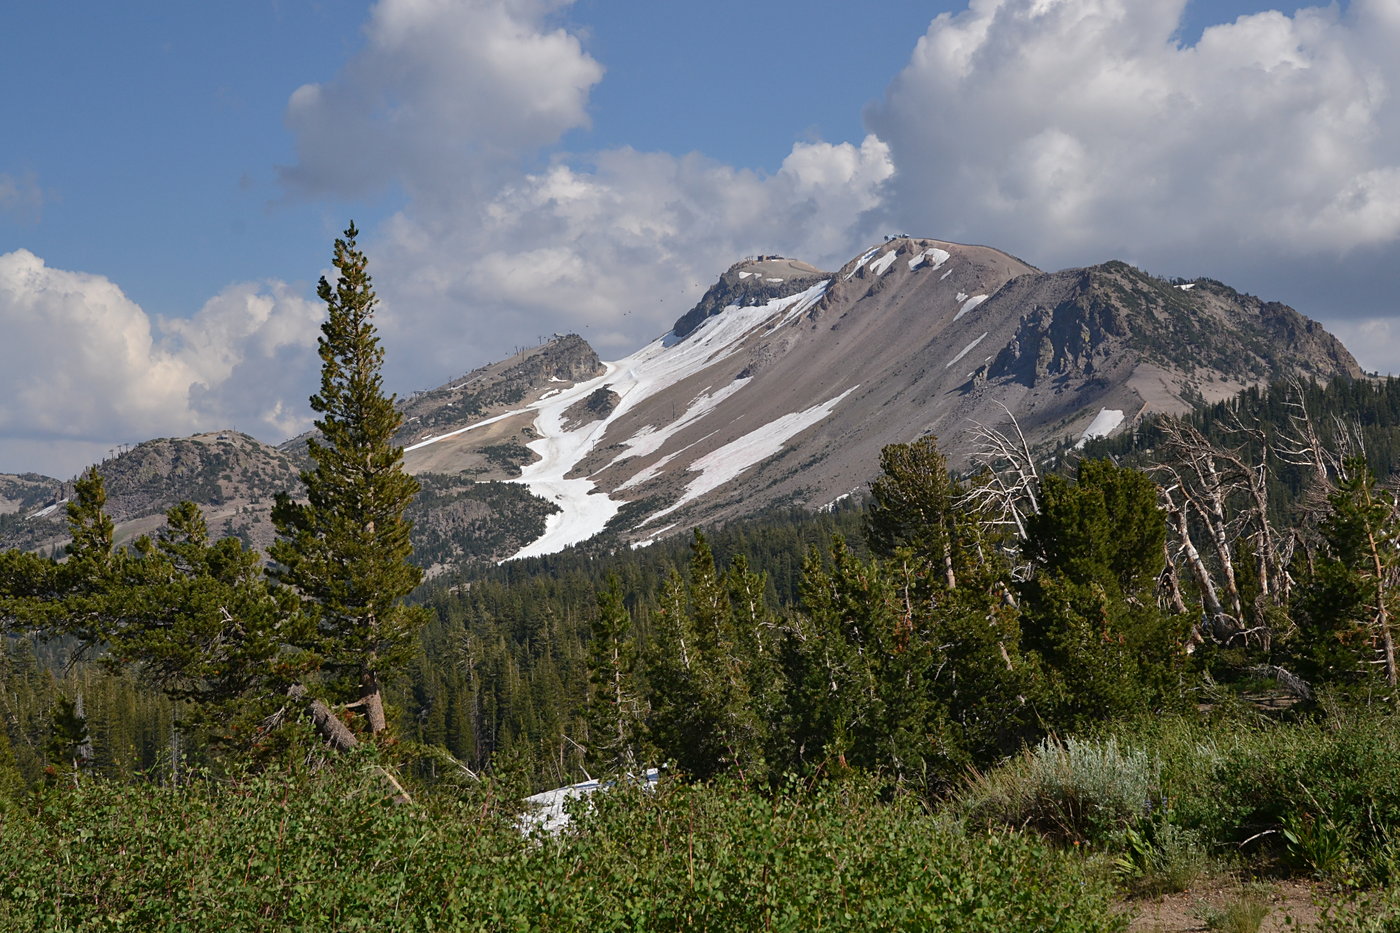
[1126,879,1325,932]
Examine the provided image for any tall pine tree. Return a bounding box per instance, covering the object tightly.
[271,223,426,738]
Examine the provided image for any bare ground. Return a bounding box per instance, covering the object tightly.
[1126,879,1326,932]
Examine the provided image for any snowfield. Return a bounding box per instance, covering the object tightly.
[1074,408,1125,448]
[405,282,843,560]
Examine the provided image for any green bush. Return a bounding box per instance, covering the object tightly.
[1106,710,1400,880]
[0,763,1126,932]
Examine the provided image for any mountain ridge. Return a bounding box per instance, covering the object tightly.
[0,236,1362,570]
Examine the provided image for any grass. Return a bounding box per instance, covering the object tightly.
[1195,891,1269,933]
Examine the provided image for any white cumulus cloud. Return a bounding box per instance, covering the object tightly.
[280,0,894,387]
[369,135,892,381]
[867,0,1400,277]
[280,0,604,200]
[0,250,322,477]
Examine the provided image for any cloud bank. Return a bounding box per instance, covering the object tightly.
[278,0,1400,383]
[0,250,321,476]
[870,0,1400,263]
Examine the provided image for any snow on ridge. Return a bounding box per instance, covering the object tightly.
[908,247,950,271]
[868,251,899,276]
[844,246,881,280]
[954,294,988,321]
[645,386,859,526]
[1074,408,1125,449]
[946,333,988,368]
[405,408,522,451]
[775,281,829,327]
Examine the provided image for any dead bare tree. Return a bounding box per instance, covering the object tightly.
[962,406,1043,585]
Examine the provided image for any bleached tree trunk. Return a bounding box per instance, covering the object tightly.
[1163,487,1225,624]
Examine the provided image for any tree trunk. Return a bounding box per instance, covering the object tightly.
[287,684,359,752]
[1360,508,1398,689]
[361,670,388,735]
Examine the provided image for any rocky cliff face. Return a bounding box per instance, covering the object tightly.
[984,262,1362,392]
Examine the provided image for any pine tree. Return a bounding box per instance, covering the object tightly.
[108,501,314,740]
[1019,460,1186,729]
[866,437,964,589]
[586,575,641,773]
[1291,457,1399,694]
[271,223,426,737]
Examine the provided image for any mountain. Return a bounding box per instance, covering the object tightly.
[395,237,1360,556]
[0,431,303,556]
[0,237,1362,569]
[0,430,557,577]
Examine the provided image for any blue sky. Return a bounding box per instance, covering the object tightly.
[2,0,1395,477]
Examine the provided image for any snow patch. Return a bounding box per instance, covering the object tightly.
[908,247,950,271]
[647,387,858,524]
[27,499,65,520]
[821,491,853,512]
[521,769,660,835]
[868,251,899,276]
[946,333,988,368]
[954,294,988,320]
[605,380,750,470]
[404,409,521,451]
[1074,408,1126,449]
[738,271,756,279]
